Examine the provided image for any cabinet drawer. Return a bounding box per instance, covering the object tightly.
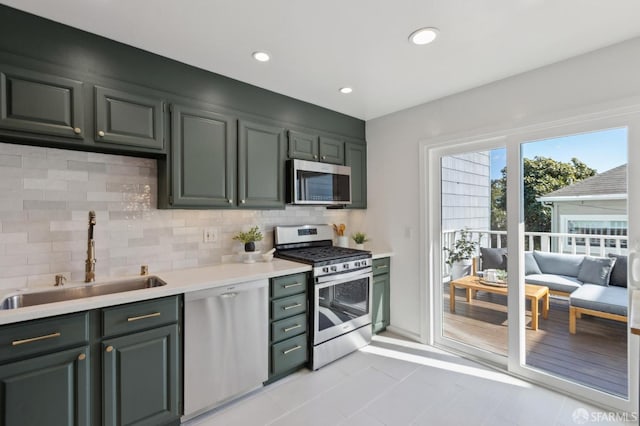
[271,313,307,343]
[0,312,89,363]
[372,257,390,276]
[271,273,307,299]
[271,293,306,322]
[271,333,307,376]
[102,296,179,338]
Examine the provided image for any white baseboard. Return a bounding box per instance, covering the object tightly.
[385,325,424,343]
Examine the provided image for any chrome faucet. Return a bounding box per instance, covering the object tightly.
[85,211,96,282]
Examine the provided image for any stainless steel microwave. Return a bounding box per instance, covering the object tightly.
[287,159,352,205]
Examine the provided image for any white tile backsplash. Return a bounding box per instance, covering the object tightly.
[0,142,353,290]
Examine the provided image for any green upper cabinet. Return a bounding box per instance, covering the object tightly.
[95,86,164,151]
[0,65,84,139]
[288,131,344,165]
[238,120,286,209]
[345,141,367,209]
[170,104,236,208]
[318,136,344,165]
[288,130,318,162]
[0,346,90,426]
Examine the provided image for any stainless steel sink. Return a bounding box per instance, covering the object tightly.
[0,276,167,310]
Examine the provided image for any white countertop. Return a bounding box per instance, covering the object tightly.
[0,259,310,326]
[0,249,393,326]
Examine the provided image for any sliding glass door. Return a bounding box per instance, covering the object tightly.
[429,116,638,412]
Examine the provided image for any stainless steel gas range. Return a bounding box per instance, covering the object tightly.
[274,224,373,370]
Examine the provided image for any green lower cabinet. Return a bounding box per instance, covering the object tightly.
[267,273,308,383]
[102,323,180,426]
[0,345,90,426]
[372,257,391,334]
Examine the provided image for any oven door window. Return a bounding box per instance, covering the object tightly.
[317,277,369,332]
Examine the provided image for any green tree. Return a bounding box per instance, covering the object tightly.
[493,157,596,232]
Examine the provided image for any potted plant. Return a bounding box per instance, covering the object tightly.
[443,229,477,279]
[233,226,263,252]
[351,232,369,250]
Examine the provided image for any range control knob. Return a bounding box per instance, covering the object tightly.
[361,259,368,267]
[322,267,329,273]
[343,263,349,269]
[354,261,360,267]
[330,266,338,272]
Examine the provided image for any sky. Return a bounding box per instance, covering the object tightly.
[489,127,628,180]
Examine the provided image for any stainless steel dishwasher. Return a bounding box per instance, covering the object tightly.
[183,279,269,421]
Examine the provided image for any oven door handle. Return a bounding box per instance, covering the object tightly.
[315,267,372,286]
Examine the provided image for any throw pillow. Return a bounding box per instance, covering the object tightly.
[481,247,507,271]
[608,253,628,288]
[577,256,616,286]
[524,252,542,275]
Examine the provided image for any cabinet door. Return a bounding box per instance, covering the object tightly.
[372,273,390,334]
[170,105,236,207]
[318,136,344,165]
[0,66,84,139]
[95,86,164,150]
[103,324,180,426]
[0,346,90,426]
[238,120,286,209]
[288,130,318,161]
[345,142,367,209]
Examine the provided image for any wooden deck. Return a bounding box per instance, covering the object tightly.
[443,284,628,397]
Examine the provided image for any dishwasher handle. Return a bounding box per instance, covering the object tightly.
[185,279,268,301]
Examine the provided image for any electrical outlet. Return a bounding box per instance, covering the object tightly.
[203,227,217,243]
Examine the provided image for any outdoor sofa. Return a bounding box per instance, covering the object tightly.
[479,248,628,334]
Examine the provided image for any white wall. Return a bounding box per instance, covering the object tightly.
[365,36,640,339]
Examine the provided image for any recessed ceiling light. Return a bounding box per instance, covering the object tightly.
[339,87,353,94]
[252,51,270,62]
[408,27,439,45]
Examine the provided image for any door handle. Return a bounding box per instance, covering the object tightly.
[283,303,302,310]
[12,332,61,346]
[127,312,161,322]
[283,345,302,355]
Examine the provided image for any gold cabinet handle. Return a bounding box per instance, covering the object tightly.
[105,345,113,353]
[283,324,302,333]
[283,282,303,289]
[127,312,161,322]
[228,199,233,204]
[12,332,61,346]
[283,345,302,355]
[376,265,389,270]
[322,156,326,160]
[73,127,82,135]
[241,199,246,204]
[78,353,86,361]
[313,155,318,160]
[98,130,105,137]
[283,303,302,311]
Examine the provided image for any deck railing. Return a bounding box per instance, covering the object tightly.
[442,229,628,276]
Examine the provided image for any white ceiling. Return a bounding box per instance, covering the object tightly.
[4,0,640,120]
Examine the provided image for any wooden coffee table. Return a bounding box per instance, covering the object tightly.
[449,275,550,330]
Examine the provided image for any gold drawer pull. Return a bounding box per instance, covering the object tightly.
[283,324,302,333]
[12,332,61,346]
[283,282,303,289]
[127,312,161,322]
[283,345,302,355]
[78,353,86,361]
[105,345,113,353]
[376,265,388,269]
[283,303,302,311]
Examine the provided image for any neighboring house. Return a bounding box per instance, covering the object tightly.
[537,164,627,251]
[440,152,491,232]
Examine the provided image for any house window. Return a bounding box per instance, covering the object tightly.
[561,215,627,249]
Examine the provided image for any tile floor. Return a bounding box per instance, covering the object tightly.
[184,333,631,426]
